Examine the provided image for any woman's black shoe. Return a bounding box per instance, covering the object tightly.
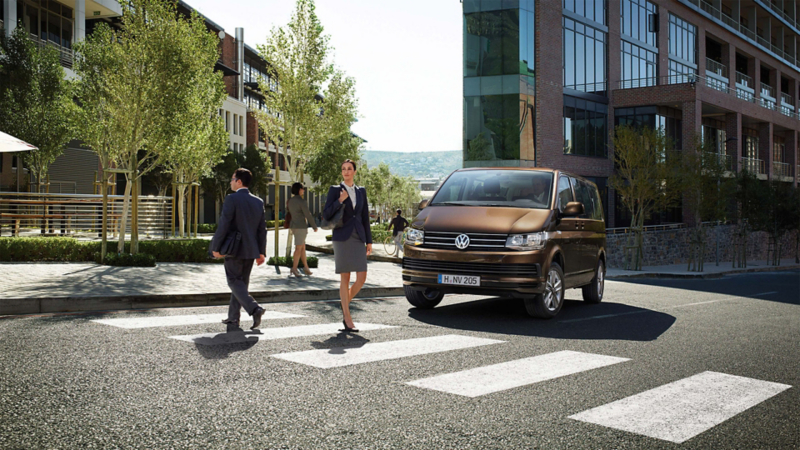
[339,320,359,333]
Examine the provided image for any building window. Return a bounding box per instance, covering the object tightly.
[563,0,606,26]
[621,41,657,87]
[620,0,657,47]
[464,8,524,77]
[563,95,607,157]
[563,17,607,95]
[239,116,244,136]
[773,136,785,163]
[668,13,696,65]
[464,95,521,163]
[225,111,230,132]
[233,114,238,135]
[18,0,73,49]
[615,106,682,149]
[668,59,696,84]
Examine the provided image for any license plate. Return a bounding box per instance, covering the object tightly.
[438,274,480,286]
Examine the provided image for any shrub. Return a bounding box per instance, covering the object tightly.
[325,235,333,241]
[98,252,157,267]
[267,255,318,268]
[265,220,285,228]
[0,237,220,263]
[197,223,217,233]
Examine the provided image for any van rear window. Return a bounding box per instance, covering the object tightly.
[430,170,553,209]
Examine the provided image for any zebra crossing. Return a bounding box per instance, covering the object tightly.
[93,308,792,444]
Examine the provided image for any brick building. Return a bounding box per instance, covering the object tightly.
[463,0,800,227]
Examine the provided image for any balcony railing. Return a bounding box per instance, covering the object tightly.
[761,82,776,99]
[736,88,757,103]
[781,92,794,106]
[29,33,73,69]
[762,0,800,31]
[705,58,728,78]
[759,97,778,110]
[736,71,752,88]
[741,157,766,175]
[706,152,734,171]
[773,162,792,178]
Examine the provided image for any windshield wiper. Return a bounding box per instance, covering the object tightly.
[432,202,467,206]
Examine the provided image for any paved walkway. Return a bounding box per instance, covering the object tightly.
[1,226,797,315]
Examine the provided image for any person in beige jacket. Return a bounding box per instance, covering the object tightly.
[288,182,318,277]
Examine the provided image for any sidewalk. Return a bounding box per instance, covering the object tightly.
[1,226,797,316]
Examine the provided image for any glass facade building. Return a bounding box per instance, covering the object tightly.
[463,0,535,167]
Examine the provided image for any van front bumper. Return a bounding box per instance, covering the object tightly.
[401,249,546,297]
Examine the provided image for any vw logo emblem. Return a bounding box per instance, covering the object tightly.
[454,234,470,250]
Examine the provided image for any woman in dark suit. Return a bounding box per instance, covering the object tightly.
[322,159,372,332]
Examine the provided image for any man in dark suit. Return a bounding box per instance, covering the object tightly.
[210,168,267,331]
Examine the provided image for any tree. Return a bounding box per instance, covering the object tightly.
[732,169,762,268]
[74,0,226,253]
[200,145,271,223]
[0,25,74,191]
[306,133,363,193]
[609,125,683,270]
[680,135,736,271]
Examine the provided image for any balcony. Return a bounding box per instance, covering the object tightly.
[29,33,73,69]
[706,58,728,78]
[706,152,735,171]
[773,161,792,178]
[736,71,752,89]
[741,157,766,175]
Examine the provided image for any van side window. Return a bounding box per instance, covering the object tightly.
[556,176,573,212]
[589,183,605,221]
[570,178,595,220]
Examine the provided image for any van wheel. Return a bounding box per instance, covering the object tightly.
[524,262,564,319]
[404,286,444,309]
[582,260,605,304]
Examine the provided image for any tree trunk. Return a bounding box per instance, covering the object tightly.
[117,179,132,253]
[178,187,186,238]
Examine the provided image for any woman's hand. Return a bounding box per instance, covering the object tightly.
[338,188,349,203]
[366,243,372,256]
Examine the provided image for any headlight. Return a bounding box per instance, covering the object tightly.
[506,232,547,251]
[406,228,424,246]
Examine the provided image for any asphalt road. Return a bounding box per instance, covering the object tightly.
[0,270,798,449]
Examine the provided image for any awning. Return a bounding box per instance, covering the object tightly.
[0,131,37,152]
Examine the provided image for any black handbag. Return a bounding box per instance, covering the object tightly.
[320,203,344,230]
[219,231,242,256]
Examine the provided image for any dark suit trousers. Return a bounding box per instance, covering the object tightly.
[224,258,259,321]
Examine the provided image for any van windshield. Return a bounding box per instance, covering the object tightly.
[430,170,553,209]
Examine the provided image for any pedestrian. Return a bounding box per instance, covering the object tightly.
[287,182,318,277]
[210,168,267,331]
[389,208,409,256]
[323,159,372,332]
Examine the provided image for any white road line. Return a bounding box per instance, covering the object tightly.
[561,311,645,323]
[406,350,630,398]
[753,291,779,296]
[667,300,724,308]
[169,322,396,345]
[92,312,304,329]
[569,371,792,444]
[271,334,504,369]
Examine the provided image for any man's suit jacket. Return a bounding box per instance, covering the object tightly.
[210,188,267,259]
[323,183,372,244]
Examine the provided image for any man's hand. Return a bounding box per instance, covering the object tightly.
[313,227,318,232]
[256,254,266,266]
[212,251,223,259]
[366,243,372,256]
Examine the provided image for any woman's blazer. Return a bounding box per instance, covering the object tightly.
[323,183,373,244]
[287,195,316,230]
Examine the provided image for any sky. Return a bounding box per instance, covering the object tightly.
[183,0,463,153]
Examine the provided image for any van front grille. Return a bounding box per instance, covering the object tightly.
[403,258,539,277]
[422,231,508,251]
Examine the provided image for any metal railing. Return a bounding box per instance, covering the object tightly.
[780,104,795,117]
[740,157,766,175]
[29,33,73,69]
[773,161,792,178]
[759,97,778,111]
[606,222,685,235]
[761,82,776,99]
[705,58,728,78]
[704,76,730,93]
[762,0,799,30]
[737,88,757,103]
[563,81,607,95]
[781,92,794,106]
[0,193,172,238]
[736,71,752,88]
[706,152,735,171]
[617,77,658,89]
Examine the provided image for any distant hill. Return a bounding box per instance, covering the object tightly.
[362,150,462,179]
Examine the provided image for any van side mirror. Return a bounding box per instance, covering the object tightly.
[562,201,584,217]
[419,199,429,210]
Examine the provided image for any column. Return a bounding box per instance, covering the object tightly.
[786,130,797,187]
[725,42,736,89]
[697,27,706,76]
[758,122,773,178]
[3,0,17,36]
[657,8,669,81]
[725,112,742,171]
[682,101,702,145]
[75,0,85,42]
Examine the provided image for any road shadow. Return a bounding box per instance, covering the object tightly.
[193,328,260,360]
[408,296,675,341]
[310,332,370,353]
[610,269,800,305]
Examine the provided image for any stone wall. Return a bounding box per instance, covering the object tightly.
[606,225,799,268]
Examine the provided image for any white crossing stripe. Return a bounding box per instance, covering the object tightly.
[170,322,396,345]
[93,312,304,329]
[406,350,629,397]
[271,334,504,368]
[569,371,792,443]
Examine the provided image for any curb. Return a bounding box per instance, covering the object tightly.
[306,244,403,264]
[0,287,405,317]
[607,264,800,280]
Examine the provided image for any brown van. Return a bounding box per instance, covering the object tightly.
[402,168,606,319]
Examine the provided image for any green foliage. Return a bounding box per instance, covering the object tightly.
[466,132,496,162]
[307,134,363,193]
[357,163,421,222]
[0,25,75,187]
[371,230,392,242]
[267,255,318,268]
[325,234,332,241]
[0,238,219,263]
[363,150,462,179]
[99,252,157,267]
[197,223,218,233]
